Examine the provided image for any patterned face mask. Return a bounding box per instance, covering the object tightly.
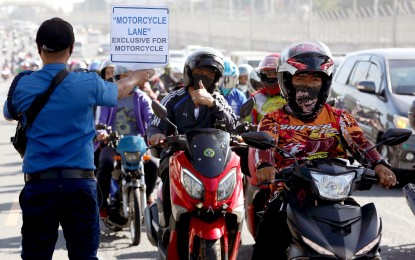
[293,84,321,114]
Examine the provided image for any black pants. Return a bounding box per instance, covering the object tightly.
[251,195,290,260]
[159,153,172,227]
[96,146,158,209]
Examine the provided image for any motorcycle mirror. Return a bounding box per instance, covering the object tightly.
[363,128,412,154]
[241,131,299,167]
[409,100,415,129]
[239,97,255,120]
[378,128,412,146]
[151,100,179,136]
[241,131,275,150]
[151,100,168,119]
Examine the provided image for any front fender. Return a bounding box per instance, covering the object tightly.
[188,217,228,256]
[189,217,226,240]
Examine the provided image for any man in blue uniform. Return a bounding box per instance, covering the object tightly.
[3,17,148,259]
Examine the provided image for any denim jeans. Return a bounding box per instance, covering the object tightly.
[19,178,100,260]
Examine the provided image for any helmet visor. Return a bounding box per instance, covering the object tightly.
[260,70,278,83]
[279,54,334,76]
[219,76,238,89]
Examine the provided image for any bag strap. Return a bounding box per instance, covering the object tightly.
[25,68,69,127]
[6,70,34,120]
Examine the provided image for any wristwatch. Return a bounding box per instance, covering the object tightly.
[372,159,392,170]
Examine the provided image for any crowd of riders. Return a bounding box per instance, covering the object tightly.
[6,26,398,258]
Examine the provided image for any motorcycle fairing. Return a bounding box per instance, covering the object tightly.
[185,128,231,178]
[117,135,147,154]
[287,202,381,259]
[116,135,147,170]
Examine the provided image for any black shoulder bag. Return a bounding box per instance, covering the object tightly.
[8,69,69,158]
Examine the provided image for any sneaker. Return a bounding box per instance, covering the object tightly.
[108,212,128,227]
[102,218,122,231]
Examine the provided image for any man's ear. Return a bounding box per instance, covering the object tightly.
[37,45,41,55]
[69,44,74,55]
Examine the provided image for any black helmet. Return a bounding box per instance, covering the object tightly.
[277,39,334,120]
[183,47,224,93]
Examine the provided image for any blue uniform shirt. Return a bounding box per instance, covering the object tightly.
[223,88,247,116]
[3,63,118,173]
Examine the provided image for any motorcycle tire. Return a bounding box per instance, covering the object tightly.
[129,187,142,245]
[199,239,223,260]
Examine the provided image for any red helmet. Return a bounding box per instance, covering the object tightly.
[258,53,281,95]
[277,39,334,120]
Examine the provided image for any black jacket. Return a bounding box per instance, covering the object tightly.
[147,87,238,137]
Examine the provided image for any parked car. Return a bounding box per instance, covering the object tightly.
[329,48,415,182]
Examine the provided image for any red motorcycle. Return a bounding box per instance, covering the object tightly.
[244,147,273,239]
[145,101,248,260]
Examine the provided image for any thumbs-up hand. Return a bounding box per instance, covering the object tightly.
[189,80,215,107]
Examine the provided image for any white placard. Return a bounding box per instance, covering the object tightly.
[110,6,169,70]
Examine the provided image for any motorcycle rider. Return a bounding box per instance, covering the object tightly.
[165,64,184,92]
[244,54,287,234]
[88,60,101,75]
[237,63,254,98]
[99,59,115,82]
[251,39,396,260]
[248,67,264,92]
[95,65,158,226]
[246,53,286,125]
[219,58,247,116]
[147,47,238,228]
[93,60,116,173]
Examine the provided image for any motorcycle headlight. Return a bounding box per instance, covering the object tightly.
[301,235,335,256]
[217,168,237,201]
[124,152,140,163]
[181,168,204,200]
[355,235,381,256]
[311,171,355,200]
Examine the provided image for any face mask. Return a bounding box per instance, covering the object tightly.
[106,77,114,82]
[293,84,321,114]
[192,74,215,92]
[220,87,232,96]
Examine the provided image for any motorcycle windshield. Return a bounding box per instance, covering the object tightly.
[116,135,147,154]
[185,128,231,178]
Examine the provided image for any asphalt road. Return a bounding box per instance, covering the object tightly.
[0,73,415,260]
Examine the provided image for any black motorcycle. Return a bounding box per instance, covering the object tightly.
[241,128,412,259]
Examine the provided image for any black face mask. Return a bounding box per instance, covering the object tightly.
[192,74,215,93]
[106,77,114,82]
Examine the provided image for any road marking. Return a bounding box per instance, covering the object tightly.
[5,198,21,226]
